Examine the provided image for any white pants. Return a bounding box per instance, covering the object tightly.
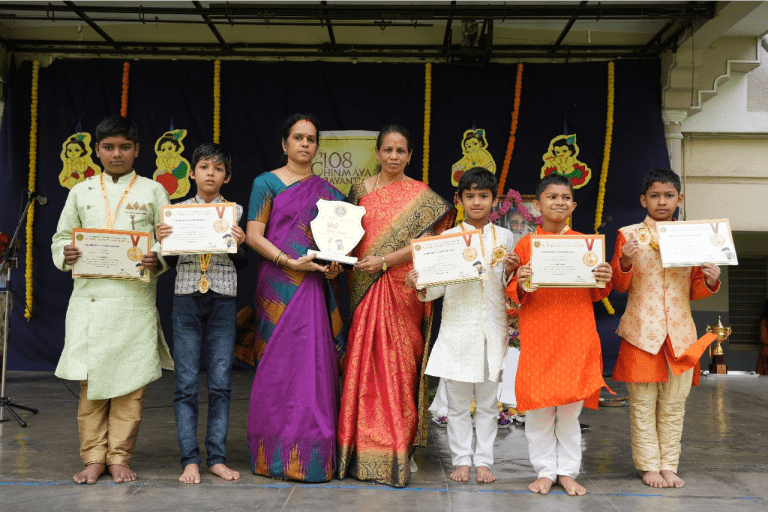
[525,401,583,481]
[429,379,449,418]
[626,365,693,473]
[445,378,499,468]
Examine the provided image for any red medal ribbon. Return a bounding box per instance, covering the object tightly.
[215,205,226,219]
[130,234,141,247]
[585,238,595,251]
[458,222,473,246]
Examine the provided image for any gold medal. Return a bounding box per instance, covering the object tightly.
[710,233,725,247]
[127,246,143,262]
[637,230,651,245]
[198,275,210,294]
[214,218,229,233]
[492,246,506,261]
[583,251,598,267]
[198,253,213,293]
[522,278,537,292]
[463,247,477,261]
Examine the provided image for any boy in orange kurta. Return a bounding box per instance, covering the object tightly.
[507,174,612,496]
[610,169,720,489]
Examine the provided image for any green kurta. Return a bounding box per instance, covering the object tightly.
[51,171,174,400]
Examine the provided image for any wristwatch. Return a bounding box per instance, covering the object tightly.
[381,256,387,272]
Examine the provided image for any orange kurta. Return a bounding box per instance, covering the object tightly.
[610,229,719,386]
[507,227,611,411]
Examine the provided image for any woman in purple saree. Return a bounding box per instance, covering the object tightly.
[236,115,344,482]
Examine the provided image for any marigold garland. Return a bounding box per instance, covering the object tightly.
[25,61,40,319]
[213,60,221,144]
[120,62,130,117]
[421,63,432,184]
[497,63,524,196]
[595,61,616,315]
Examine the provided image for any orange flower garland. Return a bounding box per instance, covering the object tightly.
[497,63,523,196]
[421,63,432,184]
[25,61,40,319]
[120,62,130,117]
[213,60,221,144]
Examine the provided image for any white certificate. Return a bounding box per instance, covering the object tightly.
[411,229,487,287]
[657,219,738,268]
[160,202,237,255]
[530,234,605,288]
[72,228,151,282]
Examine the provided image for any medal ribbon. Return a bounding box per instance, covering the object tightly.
[458,222,473,247]
[642,221,660,251]
[100,173,139,229]
[709,222,719,234]
[199,253,213,273]
[130,234,141,247]
[215,205,226,219]
[585,238,595,251]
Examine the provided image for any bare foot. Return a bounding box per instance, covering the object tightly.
[528,476,553,494]
[73,463,106,485]
[476,466,496,483]
[557,475,586,496]
[209,463,240,481]
[641,470,669,488]
[661,469,685,488]
[179,463,201,484]
[108,464,137,483]
[450,465,470,482]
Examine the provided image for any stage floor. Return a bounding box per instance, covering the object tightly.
[1,370,766,511]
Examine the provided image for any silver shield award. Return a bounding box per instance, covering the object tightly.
[306,199,366,268]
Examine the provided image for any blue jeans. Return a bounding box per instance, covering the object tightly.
[172,294,236,468]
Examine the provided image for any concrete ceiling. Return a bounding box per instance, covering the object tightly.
[0,1,764,64]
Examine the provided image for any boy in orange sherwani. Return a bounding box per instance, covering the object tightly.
[610,168,720,489]
[507,174,613,496]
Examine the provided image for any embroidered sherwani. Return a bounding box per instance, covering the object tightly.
[609,215,719,473]
[51,171,174,401]
[420,222,514,468]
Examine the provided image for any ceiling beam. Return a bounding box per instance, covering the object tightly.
[192,0,228,49]
[320,1,337,49]
[553,1,588,48]
[62,1,120,51]
[441,0,456,61]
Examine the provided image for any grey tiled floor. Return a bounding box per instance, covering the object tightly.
[1,370,766,511]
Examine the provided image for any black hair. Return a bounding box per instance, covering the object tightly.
[155,133,182,153]
[551,136,576,155]
[473,261,483,266]
[94,115,139,144]
[281,113,320,164]
[458,166,498,196]
[65,138,87,154]
[642,168,681,194]
[462,132,484,148]
[376,124,412,153]
[191,143,232,176]
[535,173,574,200]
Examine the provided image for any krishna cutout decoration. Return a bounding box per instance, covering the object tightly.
[153,129,191,199]
[451,128,497,186]
[540,134,592,188]
[58,133,101,189]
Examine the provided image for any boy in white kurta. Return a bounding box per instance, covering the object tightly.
[51,116,173,485]
[406,167,519,483]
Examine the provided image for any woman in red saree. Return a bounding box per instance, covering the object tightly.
[337,125,453,487]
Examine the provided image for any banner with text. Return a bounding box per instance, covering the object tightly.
[311,131,379,195]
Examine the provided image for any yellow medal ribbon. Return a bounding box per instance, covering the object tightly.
[198,253,212,293]
[100,172,139,230]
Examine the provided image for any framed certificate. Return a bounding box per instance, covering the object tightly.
[530,234,605,288]
[160,202,238,255]
[72,228,152,282]
[657,219,738,268]
[411,229,487,287]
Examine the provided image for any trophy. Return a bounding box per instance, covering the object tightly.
[706,316,732,375]
[306,199,366,268]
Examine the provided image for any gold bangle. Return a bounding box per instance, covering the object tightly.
[273,251,284,265]
[381,255,387,272]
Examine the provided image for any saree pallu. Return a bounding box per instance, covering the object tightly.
[237,175,345,482]
[338,179,452,487]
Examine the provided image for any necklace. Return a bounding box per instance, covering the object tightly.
[374,173,405,190]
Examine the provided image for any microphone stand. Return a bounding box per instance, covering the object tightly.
[1,191,41,427]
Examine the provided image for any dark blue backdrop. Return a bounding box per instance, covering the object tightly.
[0,58,669,373]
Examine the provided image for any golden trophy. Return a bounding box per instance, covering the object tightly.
[706,316,732,375]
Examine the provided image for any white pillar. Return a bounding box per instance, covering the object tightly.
[661,109,688,218]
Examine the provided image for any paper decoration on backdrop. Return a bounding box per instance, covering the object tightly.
[153,129,190,199]
[58,132,101,189]
[451,128,496,186]
[540,134,592,188]
[310,131,379,196]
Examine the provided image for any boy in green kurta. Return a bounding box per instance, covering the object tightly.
[51,115,174,485]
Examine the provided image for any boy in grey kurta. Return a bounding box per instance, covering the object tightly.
[51,115,173,485]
